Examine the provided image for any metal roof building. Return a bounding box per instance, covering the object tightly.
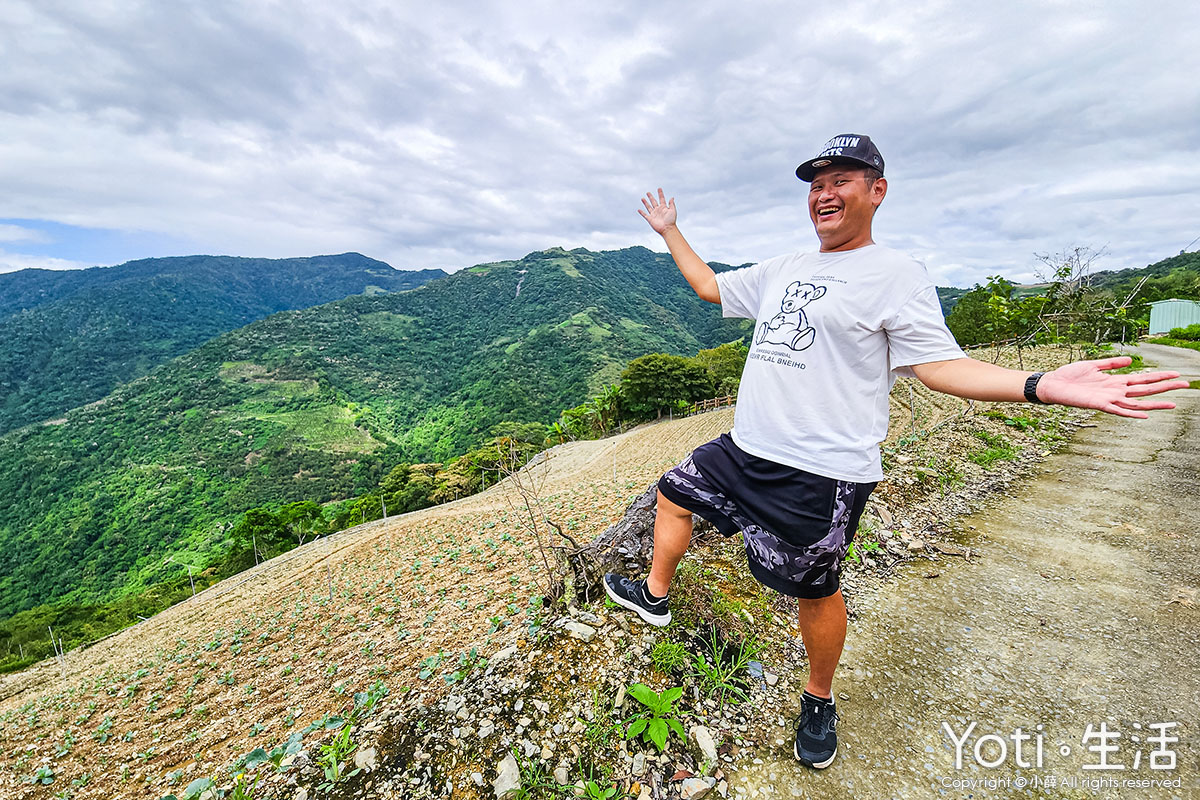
[1149,298,1200,335]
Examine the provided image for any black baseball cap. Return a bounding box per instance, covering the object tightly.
[795,134,884,182]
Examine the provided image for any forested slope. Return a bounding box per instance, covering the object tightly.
[0,246,749,618]
[0,253,444,434]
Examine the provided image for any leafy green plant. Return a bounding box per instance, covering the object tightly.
[28,765,55,785]
[845,539,882,564]
[417,651,443,680]
[1167,323,1200,341]
[444,648,485,683]
[92,715,113,743]
[582,779,617,800]
[316,723,360,789]
[623,683,685,752]
[982,410,1041,431]
[351,679,389,721]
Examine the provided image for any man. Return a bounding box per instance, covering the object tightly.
[603,134,1187,770]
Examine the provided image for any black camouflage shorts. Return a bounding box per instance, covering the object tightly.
[657,434,876,599]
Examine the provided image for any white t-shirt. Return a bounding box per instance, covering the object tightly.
[714,244,965,482]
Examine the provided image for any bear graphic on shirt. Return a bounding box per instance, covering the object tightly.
[755,281,826,352]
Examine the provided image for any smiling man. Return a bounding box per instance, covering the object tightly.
[604,133,1189,770]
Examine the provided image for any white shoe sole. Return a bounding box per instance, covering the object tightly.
[794,740,836,769]
[603,580,672,627]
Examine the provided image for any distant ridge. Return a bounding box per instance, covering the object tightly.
[0,253,445,434]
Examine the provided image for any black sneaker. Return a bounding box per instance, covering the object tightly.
[794,692,839,769]
[603,574,671,627]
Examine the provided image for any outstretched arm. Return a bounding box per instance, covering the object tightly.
[639,188,720,304]
[910,356,1189,419]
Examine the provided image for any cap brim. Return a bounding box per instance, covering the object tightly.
[795,156,879,182]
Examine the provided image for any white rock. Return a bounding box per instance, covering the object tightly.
[691,725,719,765]
[492,645,518,663]
[353,747,377,771]
[680,777,712,799]
[471,772,485,787]
[764,672,779,686]
[564,621,597,642]
[615,685,626,708]
[631,752,646,774]
[494,753,521,800]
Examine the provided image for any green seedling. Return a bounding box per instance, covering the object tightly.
[623,683,685,753]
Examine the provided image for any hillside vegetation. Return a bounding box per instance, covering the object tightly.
[0,247,749,623]
[946,249,1200,348]
[0,253,444,436]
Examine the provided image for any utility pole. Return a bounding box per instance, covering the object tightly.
[164,556,200,597]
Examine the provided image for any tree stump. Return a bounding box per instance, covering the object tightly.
[565,481,715,604]
[558,482,658,604]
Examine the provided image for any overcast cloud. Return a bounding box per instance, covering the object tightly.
[1,0,1198,286]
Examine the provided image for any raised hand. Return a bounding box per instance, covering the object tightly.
[638,188,677,235]
[1037,356,1191,418]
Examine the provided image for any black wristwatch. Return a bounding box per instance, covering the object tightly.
[1024,372,1046,404]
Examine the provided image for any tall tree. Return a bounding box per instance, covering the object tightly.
[620,354,715,419]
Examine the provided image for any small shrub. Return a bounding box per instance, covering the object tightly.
[1167,323,1200,341]
[650,641,690,674]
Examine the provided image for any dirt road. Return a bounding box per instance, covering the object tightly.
[731,344,1200,799]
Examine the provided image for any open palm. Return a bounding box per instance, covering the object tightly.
[638,188,677,234]
[1038,357,1190,418]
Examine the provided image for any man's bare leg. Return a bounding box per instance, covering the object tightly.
[645,490,694,597]
[796,589,847,698]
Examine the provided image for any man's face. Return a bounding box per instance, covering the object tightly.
[807,165,887,252]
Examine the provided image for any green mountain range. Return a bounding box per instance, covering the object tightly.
[0,246,749,619]
[3,244,1193,625]
[0,253,445,435]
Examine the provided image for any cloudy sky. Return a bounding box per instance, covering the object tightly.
[1,1,1198,287]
